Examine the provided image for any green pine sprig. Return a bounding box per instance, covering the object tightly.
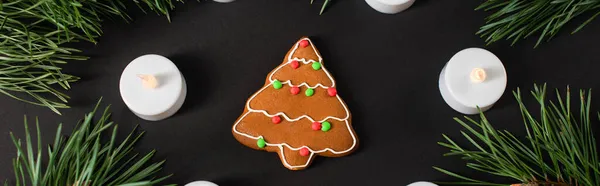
[7,98,172,186]
[0,0,182,115]
[435,84,600,186]
[477,0,600,48]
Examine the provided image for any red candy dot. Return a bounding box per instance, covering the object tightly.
[290,60,299,69]
[311,122,322,131]
[290,86,300,95]
[272,116,282,124]
[299,40,309,48]
[327,88,337,97]
[299,147,310,156]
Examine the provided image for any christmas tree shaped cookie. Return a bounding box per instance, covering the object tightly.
[232,37,358,170]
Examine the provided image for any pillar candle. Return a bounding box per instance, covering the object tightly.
[407,182,438,186]
[439,48,507,115]
[365,0,415,14]
[185,181,218,186]
[119,54,187,121]
[213,0,235,3]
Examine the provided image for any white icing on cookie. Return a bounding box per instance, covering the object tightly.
[232,112,357,169]
[268,38,335,89]
[246,82,349,122]
[279,146,314,169]
[233,38,356,169]
[288,38,323,63]
[267,59,335,89]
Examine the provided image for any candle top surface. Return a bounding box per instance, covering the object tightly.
[375,0,414,5]
[407,182,438,186]
[444,48,507,107]
[120,54,184,116]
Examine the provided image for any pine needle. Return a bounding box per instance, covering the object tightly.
[0,0,182,115]
[311,0,331,15]
[7,98,172,186]
[476,0,600,48]
[436,84,600,186]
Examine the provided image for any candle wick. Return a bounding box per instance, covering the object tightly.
[137,74,158,89]
[470,68,487,83]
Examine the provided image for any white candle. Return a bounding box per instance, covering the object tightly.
[365,0,415,14]
[185,181,218,186]
[407,182,438,186]
[213,0,235,3]
[119,54,187,121]
[439,48,507,115]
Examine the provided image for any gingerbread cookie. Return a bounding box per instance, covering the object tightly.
[232,37,358,170]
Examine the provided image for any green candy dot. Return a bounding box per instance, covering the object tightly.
[321,121,331,132]
[312,62,322,70]
[273,80,282,89]
[257,138,266,148]
[305,88,314,97]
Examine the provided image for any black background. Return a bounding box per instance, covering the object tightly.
[1,0,600,185]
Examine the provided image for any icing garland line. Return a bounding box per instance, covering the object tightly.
[232,111,357,169]
[280,80,329,89]
[246,82,349,122]
[267,38,336,89]
[268,60,336,89]
[234,111,355,154]
[278,146,314,169]
[288,38,323,63]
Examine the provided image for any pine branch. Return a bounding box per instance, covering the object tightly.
[7,98,172,186]
[476,0,600,48]
[0,0,182,115]
[436,84,600,186]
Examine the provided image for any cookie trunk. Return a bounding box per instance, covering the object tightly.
[277,145,314,170]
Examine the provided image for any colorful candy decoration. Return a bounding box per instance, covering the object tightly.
[272,116,282,124]
[290,86,300,95]
[312,62,321,70]
[290,60,299,69]
[273,80,283,89]
[299,40,309,48]
[305,88,314,97]
[299,147,310,156]
[327,87,337,96]
[257,138,266,148]
[321,121,331,132]
[311,122,322,131]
